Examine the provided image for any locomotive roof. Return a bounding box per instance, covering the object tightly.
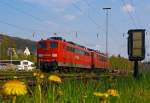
[42,37,106,56]
[87,48,106,56]
[48,37,65,41]
[46,37,86,49]
[67,41,86,48]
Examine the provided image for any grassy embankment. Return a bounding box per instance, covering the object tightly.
[0,71,150,103]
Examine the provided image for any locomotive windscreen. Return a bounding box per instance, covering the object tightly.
[38,42,46,48]
[50,42,58,48]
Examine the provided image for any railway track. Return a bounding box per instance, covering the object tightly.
[0,71,130,90]
[0,70,129,81]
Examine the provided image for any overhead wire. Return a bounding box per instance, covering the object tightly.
[0,0,49,38]
[84,0,122,34]
[72,1,110,50]
[131,1,150,31]
[0,19,79,37]
[126,0,150,60]
[0,0,44,23]
[0,0,116,40]
[82,0,105,38]
[72,1,105,32]
[74,1,123,54]
[82,0,102,17]
[0,19,36,32]
[130,0,150,57]
[0,19,45,39]
[82,0,124,54]
[0,0,83,38]
[121,0,138,28]
[129,0,143,28]
[71,1,107,50]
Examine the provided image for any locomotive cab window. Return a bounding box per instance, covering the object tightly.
[66,46,74,52]
[50,42,58,48]
[84,52,90,56]
[38,42,46,48]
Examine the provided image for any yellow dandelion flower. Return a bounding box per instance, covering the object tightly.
[3,80,27,96]
[93,92,109,98]
[39,73,44,79]
[48,75,62,83]
[37,73,41,77]
[33,72,37,76]
[13,76,18,79]
[107,89,119,97]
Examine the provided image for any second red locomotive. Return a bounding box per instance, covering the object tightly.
[37,37,109,72]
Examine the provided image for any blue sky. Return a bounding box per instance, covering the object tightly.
[0,0,150,58]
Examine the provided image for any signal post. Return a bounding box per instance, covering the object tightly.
[128,29,145,79]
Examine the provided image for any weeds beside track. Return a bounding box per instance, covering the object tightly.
[0,70,150,103]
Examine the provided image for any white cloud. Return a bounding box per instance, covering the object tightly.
[63,15,76,21]
[22,0,81,12]
[122,4,134,13]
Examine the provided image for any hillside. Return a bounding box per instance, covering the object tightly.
[0,34,36,53]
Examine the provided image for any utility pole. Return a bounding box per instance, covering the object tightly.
[8,48,13,64]
[103,8,111,58]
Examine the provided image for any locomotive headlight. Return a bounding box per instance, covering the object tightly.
[52,53,57,57]
[38,54,43,57]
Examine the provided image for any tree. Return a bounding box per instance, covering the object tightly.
[0,36,16,60]
[109,55,133,73]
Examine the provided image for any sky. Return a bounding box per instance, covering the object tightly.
[0,0,150,59]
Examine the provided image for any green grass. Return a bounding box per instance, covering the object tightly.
[0,73,150,103]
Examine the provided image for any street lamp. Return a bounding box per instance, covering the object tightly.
[103,8,111,58]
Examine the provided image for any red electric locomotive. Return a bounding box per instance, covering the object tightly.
[37,37,109,72]
[90,50,109,71]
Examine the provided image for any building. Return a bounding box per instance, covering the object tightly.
[24,47,30,56]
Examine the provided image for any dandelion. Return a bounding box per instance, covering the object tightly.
[48,75,62,103]
[33,72,45,83]
[33,72,37,76]
[48,75,62,83]
[93,92,109,98]
[3,80,27,96]
[13,76,18,79]
[33,72,44,103]
[94,92,109,103]
[2,80,27,103]
[39,73,44,79]
[106,89,119,97]
[33,72,44,79]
